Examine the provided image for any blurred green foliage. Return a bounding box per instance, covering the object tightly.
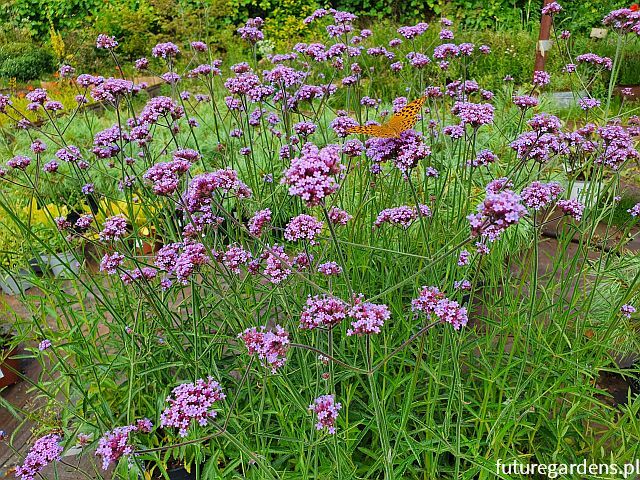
[0,42,55,80]
[0,0,637,84]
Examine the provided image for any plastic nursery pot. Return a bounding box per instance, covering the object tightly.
[167,466,197,480]
[0,270,34,295]
[46,251,82,278]
[0,344,21,388]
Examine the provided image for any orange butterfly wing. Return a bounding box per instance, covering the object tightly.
[386,96,426,135]
[346,124,396,138]
[347,96,426,138]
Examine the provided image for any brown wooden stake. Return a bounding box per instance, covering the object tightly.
[534,0,554,74]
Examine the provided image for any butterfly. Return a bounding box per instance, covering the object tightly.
[346,96,427,138]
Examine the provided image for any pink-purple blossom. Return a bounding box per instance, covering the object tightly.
[239,325,290,372]
[309,395,341,434]
[15,434,63,480]
[346,296,390,336]
[160,377,226,437]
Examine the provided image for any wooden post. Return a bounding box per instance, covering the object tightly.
[534,0,554,74]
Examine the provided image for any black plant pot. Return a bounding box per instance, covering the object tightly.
[167,467,197,480]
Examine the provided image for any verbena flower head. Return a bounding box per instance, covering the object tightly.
[576,53,613,70]
[374,205,432,229]
[100,215,128,242]
[346,295,391,336]
[261,244,292,284]
[328,207,352,225]
[143,159,191,195]
[533,70,551,87]
[96,34,118,49]
[602,8,640,35]
[152,42,180,58]
[15,434,63,480]
[282,143,342,206]
[309,394,341,434]
[621,304,636,318]
[95,426,136,470]
[248,208,272,237]
[284,214,324,244]
[513,95,539,109]
[7,155,31,170]
[300,295,348,330]
[184,168,252,213]
[238,325,290,372]
[468,189,527,241]
[160,377,225,437]
[458,250,470,266]
[557,199,585,221]
[468,149,498,167]
[237,17,265,43]
[451,101,494,128]
[318,261,342,276]
[541,1,563,15]
[521,181,563,210]
[397,22,429,39]
[627,203,640,217]
[222,244,252,274]
[433,298,469,330]
[412,286,468,329]
[595,125,639,169]
[174,243,210,283]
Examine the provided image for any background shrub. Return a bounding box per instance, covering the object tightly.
[0,44,55,80]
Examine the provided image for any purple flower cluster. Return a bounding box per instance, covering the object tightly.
[160,377,226,437]
[541,1,563,15]
[557,199,585,221]
[96,34,118,49]
[100,215,128,242]
[284,214,324,244]
[533,70,551,87]
[374,205,432,229]
[596,125,639,169]
[510,131,568,163]
[248,208,272,237]
[184,168,252,213]
[95,425,136,470]
[328,207,352,225]
[318,261,342,276]
[222,245,252,273]
[627,203,640,217]
[239,325,290,372]
[521,181,563,210]
[152,42,180,58]
[412,286,468,330]
[261,244,292,284]
[237,17,264,43]
[451,101,494,127]
[397,22,429,39]
[621,304,636,319]
[15,434,63,480]
[468,189,527,241]
[513,95,539,109]
[576,53,613,70]
[7,155,31,170]
[346,296,391,336]
[309,395,341,434]
[143,159,191,195]
[468,149,498,167]
[100,252,125,274]
[300,295,348,330]
[602,8,640,35]
[282,143,342,206]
